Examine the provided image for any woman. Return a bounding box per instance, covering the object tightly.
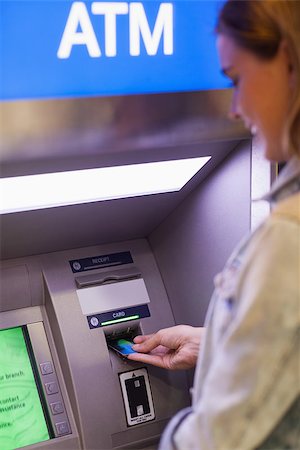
[128,1,300,449]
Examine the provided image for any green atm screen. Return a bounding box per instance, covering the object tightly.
[0,326,50,450]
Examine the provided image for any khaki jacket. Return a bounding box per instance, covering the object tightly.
[159,158,300,450]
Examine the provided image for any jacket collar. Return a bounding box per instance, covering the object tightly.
[261,156,300,204]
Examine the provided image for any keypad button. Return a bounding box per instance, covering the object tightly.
[55,421,70,436]
[40,362,53,375]
[50,401,64,415]
[45,381,59,395]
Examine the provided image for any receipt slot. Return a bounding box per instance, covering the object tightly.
[119,368,155,427]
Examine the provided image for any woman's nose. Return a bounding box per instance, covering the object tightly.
[228,90,241,120]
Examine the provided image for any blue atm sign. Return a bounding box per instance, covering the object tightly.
[1,1,227,101]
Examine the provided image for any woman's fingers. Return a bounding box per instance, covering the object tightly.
[133,334,153,344]
[132,333,163,353]
[127,351,168,369]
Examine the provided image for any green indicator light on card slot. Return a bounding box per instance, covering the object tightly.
[101,315,140,326]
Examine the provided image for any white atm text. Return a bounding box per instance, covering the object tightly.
[57,2,174,59]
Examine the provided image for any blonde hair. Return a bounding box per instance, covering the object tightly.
[216,0,300,158]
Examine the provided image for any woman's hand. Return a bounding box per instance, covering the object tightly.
[127,325,205,370]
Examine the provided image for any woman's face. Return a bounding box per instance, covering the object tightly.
[217,34,293,162]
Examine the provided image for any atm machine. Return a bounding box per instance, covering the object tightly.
[0,238,192,450]
[0,2,273,449]
[0,102,265,450]
[0,101,262,450]
[0,89,261,449]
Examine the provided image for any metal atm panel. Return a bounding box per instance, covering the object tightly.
[41,238,190,450]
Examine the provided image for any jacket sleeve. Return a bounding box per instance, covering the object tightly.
[163,214,300,450]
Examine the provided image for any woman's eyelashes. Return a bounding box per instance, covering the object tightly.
[229,77,239,88]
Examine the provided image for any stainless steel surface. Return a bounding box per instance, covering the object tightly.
[1,90,247,177]
[0,90,249,260]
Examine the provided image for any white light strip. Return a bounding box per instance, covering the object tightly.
[0,157,211,214]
